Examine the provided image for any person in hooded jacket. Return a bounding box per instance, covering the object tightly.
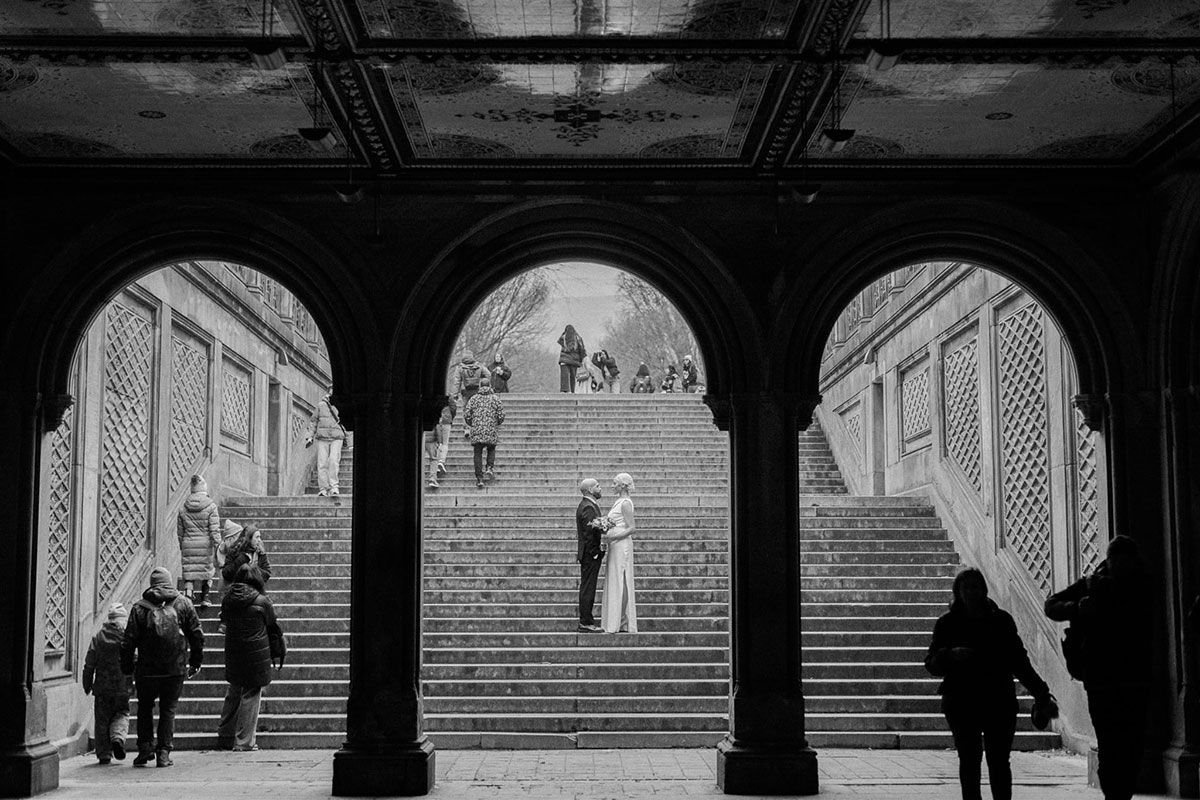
[680,355,700,393]
[121,567,203,768]
[1045,535,1152,800]
[464,376,505,489]
[557,325,586,393]
[176,473,220,608]
[305,388,347,497]
[217,563,285,752]
[220,523,272,586]
[489,353,512,393]
[455,352,487,404]
[83,602,133,763]
[926,567,1052,800]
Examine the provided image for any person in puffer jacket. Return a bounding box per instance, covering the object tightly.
[217,563,286,752]
[177,474,220,608]
[464,376,505,489]
[83,602,133,763]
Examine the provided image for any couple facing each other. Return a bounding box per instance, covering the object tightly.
[575,474,638,634]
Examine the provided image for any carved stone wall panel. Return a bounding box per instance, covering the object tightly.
[840,401,863,465]
[1075,408,1104,575]
[221,358,253,453]
[98,301,155,603]
[169,331,210,494]
[942,334,982,491]
[997,301,1053,594]
[900,363,931,448]
[45,385,77,655]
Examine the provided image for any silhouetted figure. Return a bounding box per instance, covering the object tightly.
[926,567,1052,800]
[1046,536,1152,800]
[557,325,586,393]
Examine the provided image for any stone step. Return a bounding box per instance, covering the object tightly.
[422,588,729,603]
[424,616,728,633]
[422,714,728,733]
[423,539,728,552]
[425,602,728,617]
[424,697,728,714]
[805,731,1061,749]
[799,563,959,577]
[803,616,940,632]
[424,632,728,649]
[800,552,960,565]
[801,602,944,617]
[424,562,729,576]
[800,589,947,603]
[424,552,729,565]
[421,576,728,590]
[424,645,728,664]
[804,713,1047,733]
[423,679,727,697]
[421,663,728,680]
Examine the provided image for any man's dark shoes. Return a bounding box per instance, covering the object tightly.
[577,623,602,632]
[111,739,126,760]
[156,750,173,768]
[132,746,153,767]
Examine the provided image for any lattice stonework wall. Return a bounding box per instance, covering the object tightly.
[942,334,983,491]
[45,396,76,655]
[291,403,311,449]
[1075,410,1104,576]
[98,301,155,603]
[900,364,931,450]
[997,301,1054,594]
[169,332,210,494]
[221,359,253,453]
[840,403,863,465]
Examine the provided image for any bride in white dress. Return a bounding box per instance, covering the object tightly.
[601,472,638,634]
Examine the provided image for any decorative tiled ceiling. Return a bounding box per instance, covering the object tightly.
[385,62,769,158]
[355,0,802,38]
[0,0,1197,172]
[1,0,302,37]
[856,0,1200,38]
[802,58,1200,161]
[0,60,344,159]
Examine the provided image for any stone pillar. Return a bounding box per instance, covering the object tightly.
[710,392,819,795]
[332,393,435,796]
[0,390,64,797]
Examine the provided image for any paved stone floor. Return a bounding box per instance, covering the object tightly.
[44,747,1143,800]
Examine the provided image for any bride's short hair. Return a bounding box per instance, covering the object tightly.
[613,473,635,492]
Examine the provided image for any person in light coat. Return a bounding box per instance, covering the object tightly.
[306,389,347,497]
[177,474,220,608]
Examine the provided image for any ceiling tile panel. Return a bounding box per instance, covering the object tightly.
[383,61,770,159]
[1,0,302,37]
[0,59,344,159]
[856,0,1200,38]
[355,0,800,38]
[803,59,1200,160]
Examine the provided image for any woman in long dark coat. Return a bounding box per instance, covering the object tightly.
[925,568,1052,800]
[216,563,285,751]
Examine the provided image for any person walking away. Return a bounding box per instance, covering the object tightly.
[926,567,1053,800]
[455,352,486,404]
[680,355,700,393]
[305,388,347,497]
[592,350,621,393]
[221,523,272,586]
[121,567,203,768]
[217,563,286,752]
[464,376,505,489]
[425,398,456,489]
[575,478,606,632]
[489,353,512,393]
[601,473,638,634]
[660,365,679,393]
[557,325,586,393]
[83,603,133,764]
[1045,535,1152,800]
[177,473,220,608]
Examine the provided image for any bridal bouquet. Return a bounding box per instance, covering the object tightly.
[589,516,615,551]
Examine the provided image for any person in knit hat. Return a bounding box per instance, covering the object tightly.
[83,602,132,764]
[121,566,203,768]
[177,474,221,608]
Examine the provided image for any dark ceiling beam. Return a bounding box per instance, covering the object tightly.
[2,36,1197,64]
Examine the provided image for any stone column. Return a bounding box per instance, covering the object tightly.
[332,393,435,796]
[0,390,65,798]
[710,392,819,795]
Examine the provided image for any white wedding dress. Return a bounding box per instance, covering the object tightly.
[601,496,638,633]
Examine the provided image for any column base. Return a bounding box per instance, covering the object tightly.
[1163,745,1200,798]
[0,742,59,798]
[716,736,818,795]
[332,737,435,797]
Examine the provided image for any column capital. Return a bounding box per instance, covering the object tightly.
[418,395,451,432]
[39,393,74,434]
[1071,393,1106,432]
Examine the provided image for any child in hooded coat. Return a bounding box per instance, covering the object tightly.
[83,602,133,763]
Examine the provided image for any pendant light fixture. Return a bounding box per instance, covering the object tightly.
[298,55,337,153]
[820,45,855,153]
[865,0,902,72]
[249,0,287,71]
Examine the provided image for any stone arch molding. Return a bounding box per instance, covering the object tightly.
[16,201,382,429]
[775,200,1137,410]
[389,198,760,402]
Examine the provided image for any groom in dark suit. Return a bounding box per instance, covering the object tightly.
[575,478,605,632]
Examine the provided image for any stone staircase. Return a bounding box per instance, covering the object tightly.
[162,397,1058,751]
[797,424,1061,749]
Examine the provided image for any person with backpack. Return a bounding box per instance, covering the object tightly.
[176,473,220,608]
[455,351,486,405]
[121,567,204,768]
[83,603,133,764]
[305,388,347,497]
[557,325,586,393]
[217,563,286,752]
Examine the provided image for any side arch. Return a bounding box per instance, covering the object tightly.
[774,200,1138,402]
[387,199,760,399]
